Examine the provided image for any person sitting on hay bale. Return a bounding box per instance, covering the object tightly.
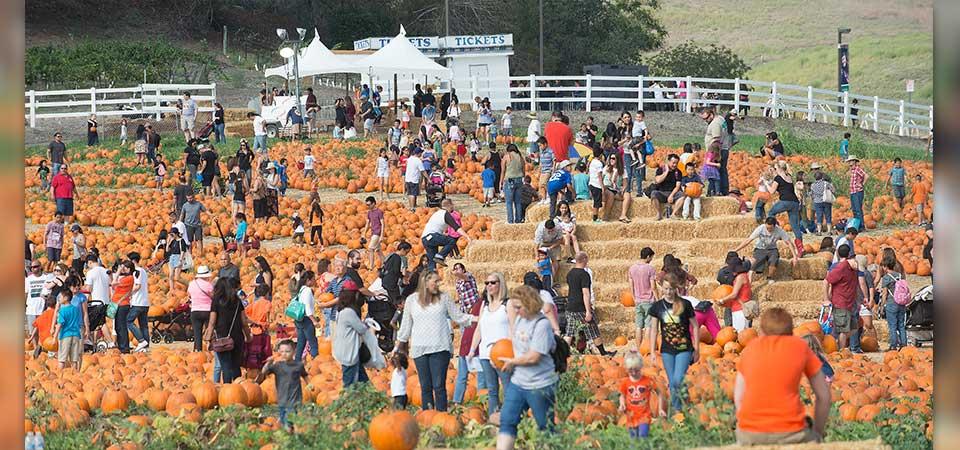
[645,154,682,221]
[729,217,800,285]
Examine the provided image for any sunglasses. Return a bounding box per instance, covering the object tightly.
[31,265,41,269]
[484,281,499,285]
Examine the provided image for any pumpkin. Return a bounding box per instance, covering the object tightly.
[369,410,419,450]
[684,182,704,198]
[711,285,734,301]
[860,335,879,353]
[191,382,218,409]
[620,290,635,307]
[614,336,628,346]
[737,328,758,347]
[431,412,462,437]
[240,381,265,407]
[715,327,738,347]
[101,389,130,414]
[42,336,59,352]
[219,384,248,407]
[489,339,514,370]
[822,335,838,353]
[146,389,170,412]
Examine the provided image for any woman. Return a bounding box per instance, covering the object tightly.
[111,260,139,354]
[70,225,87,276]
[647,271,699,413]
[501,144,526,224]
[333,288,370,387]
[763,160,804,254]
[236,140,254,184]
[486,143,503,200]
[87,114,99,146]
[318,258,347,337]
[213,102,226,143]
[200,145,220,196]
[601,153,632,223]
[292,270,318,361]
[230,165,248,218]
[166,228,187,292]
[496,285,559,450]
[762,132,784,158]
[447,99,461,123]
[344,96,357,129]
[810,171,835,235]
[522,272,561,334]
[204,278,252,383]
[134,124,148,166]
[469,272,513,418]
[397,271,478,411]
[881,247,906,275]
[253,255,274,299]
[251,173,268,221]
[477,99,493,143]
[187,265,214,352]
[715,258,752,331]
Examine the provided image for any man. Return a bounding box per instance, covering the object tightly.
[345,250,376,298]
[544,110,573,163]
[44,212,65,271]
[359,94,375,138]
[833,227,858,264]
[734,307,830,445]
[172,175,191,216]
[181,92,198,141]
[183,139,202,184]
[825,244,859,349]
[517,175,540,223]
[50,165,79,219]
[127,252,151,352]
[47,132,67,175]
[719,110,739,195]
[565,251,611,356]
[731,217,800,283]
[848,255,874,354]
[179,192,206,254]
[648,154,682,221]
[420,198,471,270]
[404,148,426,211]
[846,155,868,232]
[305,87,319,134]
[533,218,563,271]
[413,84,424,118]
[83,254,112,340]
[626,110,650,195]
[584,116,598,147]
[25,261,48,334]
[363,196,386,270]
[380,241,412,305]
[286,106,305,139]
[627,247,658,350]
[699,106,723,153]
[546,160,575,218]
[534,137,553,203]
[248,112,268,153]
[526,111,542,157]
[145,124,162,164]
[216,252,240,284]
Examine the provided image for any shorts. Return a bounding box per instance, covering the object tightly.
[181,115,196,131]
[650,190,673,203]
[539,173,551,189]
[185,225,202,242]
[55,197,74,216]
[364,118,375,131]
[565,311,600,341]
[168,253,182,270]
[304,168,315,177]
[377,168,389,179]
[483,187,495,198]
[590,186,603,209]
[135,140,147,154]
[307,110,318,120]
[634,302,654,329]
[58,335,82,363]
[670,190,685,203]
[405,182,420,197]
[831,307,855,334]
[368,234,382,251]
[893,185,905,199]
[752,247,780,273]
[47,247,62,262]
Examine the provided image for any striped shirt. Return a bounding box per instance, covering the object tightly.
[810,180,834,203]
[455,273,480,314]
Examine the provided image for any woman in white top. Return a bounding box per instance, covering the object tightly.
[555,201,579,263]
[293,271,318,361]
[468,272,514,417]
[397,271,478,411]
[602,153,632,223]
[447,100,461,121]
[376,148,390,200]
[332,289,370,387]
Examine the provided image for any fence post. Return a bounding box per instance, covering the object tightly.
[211,83,217,105]
[638,74,645,111]
[842,91,850,127]
[733,78,741,113]
[929,105,934,133]
[807,86,814,122]
[529,74,537,112]
[28,90,36,128]
[156,87,162,120]
[585,74,592,112]
[685,76,693,113]
[770,82,778,119]
[898,100,906,137]
[873,96,880,133]
[90,87,97,115]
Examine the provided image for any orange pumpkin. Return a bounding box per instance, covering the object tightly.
[42,336,59,352]
[614,336,628,346]
[101,390,130,414]
[684,182,704,198]
[489,339,514,370]
[218,384,248,407]
[737,328,758,348]
[822,335,838,353]
[620,290,635,307]
[369,410,419,450]
[715,327,738,347]
[191,382,218,409]
[711,285,734,301]
[860,335,879,352]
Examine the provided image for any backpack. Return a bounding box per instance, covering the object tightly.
[536,317,570,374]
[892,274,912,306]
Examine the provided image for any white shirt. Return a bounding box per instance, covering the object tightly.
[653,84,664,100]
[421,210,452,237]
[85,266,111,302]
[298,285,316,317]
[585,267,596,303]
[131,266,150,307]
[182,98,198,117]
[390,368,407,396]
[173,221,190,245]
[377,156,389,174]
[25,274,47,316]
[344,127,357,139]
[448,125,461,141]
[478,303,510,360]
[632,120,647,138]
[303,155,315,170]
[502,112,513,128]
[588,158,604,188]
[447,105,460,118]
[404,156,425,183]
[527,119,542,143]
[253,116,267,136]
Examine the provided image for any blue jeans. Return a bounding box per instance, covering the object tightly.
[126,305,149,345]
[294,317,318,361]
[253,135,267,153]
[504,177,524,224]
[115,305,130,353]
[623,153,644,195]
[814,202,833,231]
[217,350,241,383]
[661,351,693,412]
[498,382,556,437]
[214,123,226,143]
[342,362,369,388]
[719,149,730,195]
[413,350,452,411]
[707,179,719,196]
[885,302,907,348]
[528,141,538,157]
[322,308,337,338]
[767,200,802,240]
[422,233,458,271]
[213,353,222,383]
[278,405,298,427]
[754,199,766,221]
[850,191,865,230]
[453,356,487,404]
[480,358,512,415]
[629,423,651,438]
[52,162,62,177]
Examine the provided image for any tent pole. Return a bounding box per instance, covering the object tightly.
[394,73,399,116]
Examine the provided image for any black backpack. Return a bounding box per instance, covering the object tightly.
[536,317,571,374]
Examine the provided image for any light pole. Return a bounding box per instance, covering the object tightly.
[277,27,307,136]
[837,27,851,93]
[538,0,544,75]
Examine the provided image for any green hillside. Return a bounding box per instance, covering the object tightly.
[649,0,932,103]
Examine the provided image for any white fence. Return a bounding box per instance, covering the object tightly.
[23,83,217,128]
[371,75,933,138]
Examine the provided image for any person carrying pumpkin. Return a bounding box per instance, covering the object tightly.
[618,349,666,439]
[243,284,273,378]
[29,296,57,358]
[680,161,704,221]
[911,173,930,226]
[255,339,308,429]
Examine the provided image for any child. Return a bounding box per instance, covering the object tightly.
[839,132,851,159]
[376,148,390,199]
[469,133,481,162]
[912,174,930,226]
[752,165,775,223]
[309,202,324,248]
[886,158,906,208]
[455,137,467,165]
[681,162,703,221]
[277,158,289,196]
[243,284,274,379]
[448,120,461,144]
[728,189,748,214]
[536,248,554,295]
[517,175,540,223]
[573,161,590,200]
[390,352,409,409]
[29,296,57,358]
[446,209,464,259]
[700,143,721,196]
[53,289,82,369]
[154,154,167,192]
[445,156,456,181]
[618,350,664,439]
[37,160,50,192]
[400,104,411,130]
[120,118,128,146]
[399,129,411,149]
[303,148,316,178]
[575,123,590,145]
[557,202,579,263]
[388,120,403,148]
[489,121,499,144]
[291,212,305,245]
[344,124,358,139]
[234,213,248,254]
[481,161,496,207]
[256,339,308,429]
[501,106,513,141]
[801,334,834,384]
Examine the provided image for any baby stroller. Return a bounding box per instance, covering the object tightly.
[425,169,447,208]
[906,285,933,347]
[365,278,397,353]
[84,299,110,353]
[149,302,194,344]
[196,121,214,140]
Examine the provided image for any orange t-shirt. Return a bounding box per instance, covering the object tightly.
[34,308,55,342]
[736,335,822,433]
[245,298,271,335]
[112,275,134,306]
[619,376,654,427]
[912,182,930,205]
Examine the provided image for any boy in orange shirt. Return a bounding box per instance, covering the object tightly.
[911,174,930,226]
[618,350,665,438]
[29,296,57,358]
[243,284,273,378]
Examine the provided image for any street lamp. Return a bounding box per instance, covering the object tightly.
[277,27,308,137]
[837,27,851,93]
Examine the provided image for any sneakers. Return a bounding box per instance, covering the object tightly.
[539,199,549,205]
[565,257,575,264]
[433,255,447,267]
[135,341,149,352]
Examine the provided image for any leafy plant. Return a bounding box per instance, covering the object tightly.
[648,41,751,83]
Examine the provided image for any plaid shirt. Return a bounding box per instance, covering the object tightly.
[455,272,480,313]
[849,165,866,194]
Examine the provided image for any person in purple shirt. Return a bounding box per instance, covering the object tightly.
[364,196,386,270]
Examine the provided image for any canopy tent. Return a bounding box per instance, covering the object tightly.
[355,25,452,79]
[264,29,357,79]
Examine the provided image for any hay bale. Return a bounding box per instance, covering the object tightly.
[692,216,759,239]
[524,196,742,223]
[775,256,829,280]
[756,280,825,304]
[695,437,890,450]
[490,222,539,241]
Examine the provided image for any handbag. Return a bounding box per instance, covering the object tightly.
[822,187,836,204]
[742,300,760,320]
[285,291,306,321]
[211,304,240,353]
[358,341,372,365]
[105,301,118,319]
[693,301,713,313]
[643,139,655,156]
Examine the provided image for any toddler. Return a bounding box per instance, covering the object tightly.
[291,212,305,245]
[53,289,82,369]
[572,161,590,200]
[256,339,308,428]
[390,352,409,409]
[400,104,411,130]
[618,350,665,439]
[481,161,496,207]
[469,133,481,162]
[445,156,456,180]
[29,296,57,358]
[303,148,316,178]
[536,248,554,295]
[752,165,775,222]
[886,157,906,208]
[801,334,834,384]
[700,142,721,196]
[37,160,50,192]
[911,174,929,226]
[681,162,703,220]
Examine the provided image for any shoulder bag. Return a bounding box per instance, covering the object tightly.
[211,303,240,352]
[285,289,306,321]
[822,185,836,204]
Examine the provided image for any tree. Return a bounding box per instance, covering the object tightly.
[647,41,751,80]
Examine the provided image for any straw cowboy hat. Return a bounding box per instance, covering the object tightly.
[195,265,212,278]
[526,112,537,119]
[810,162,822,170]
[845,155,860,163]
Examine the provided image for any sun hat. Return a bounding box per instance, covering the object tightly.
[195,265,212,278]
[810,162,822,169]
[71,224,81,232]
[728,188,742,196]
[526,112,537,119]
[557,160,573,170]
[845,155,860,163]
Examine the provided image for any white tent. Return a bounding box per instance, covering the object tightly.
[356,25,452,79]
[264,29,356,79]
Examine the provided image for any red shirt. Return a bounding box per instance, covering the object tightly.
[826,259,858,310]
[50,173,76,199]
[619,376,654,426]
[544,122,572,162]
[849,165,866,194]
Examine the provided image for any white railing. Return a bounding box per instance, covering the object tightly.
[370,75,932,138]
[23,83,217,128]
